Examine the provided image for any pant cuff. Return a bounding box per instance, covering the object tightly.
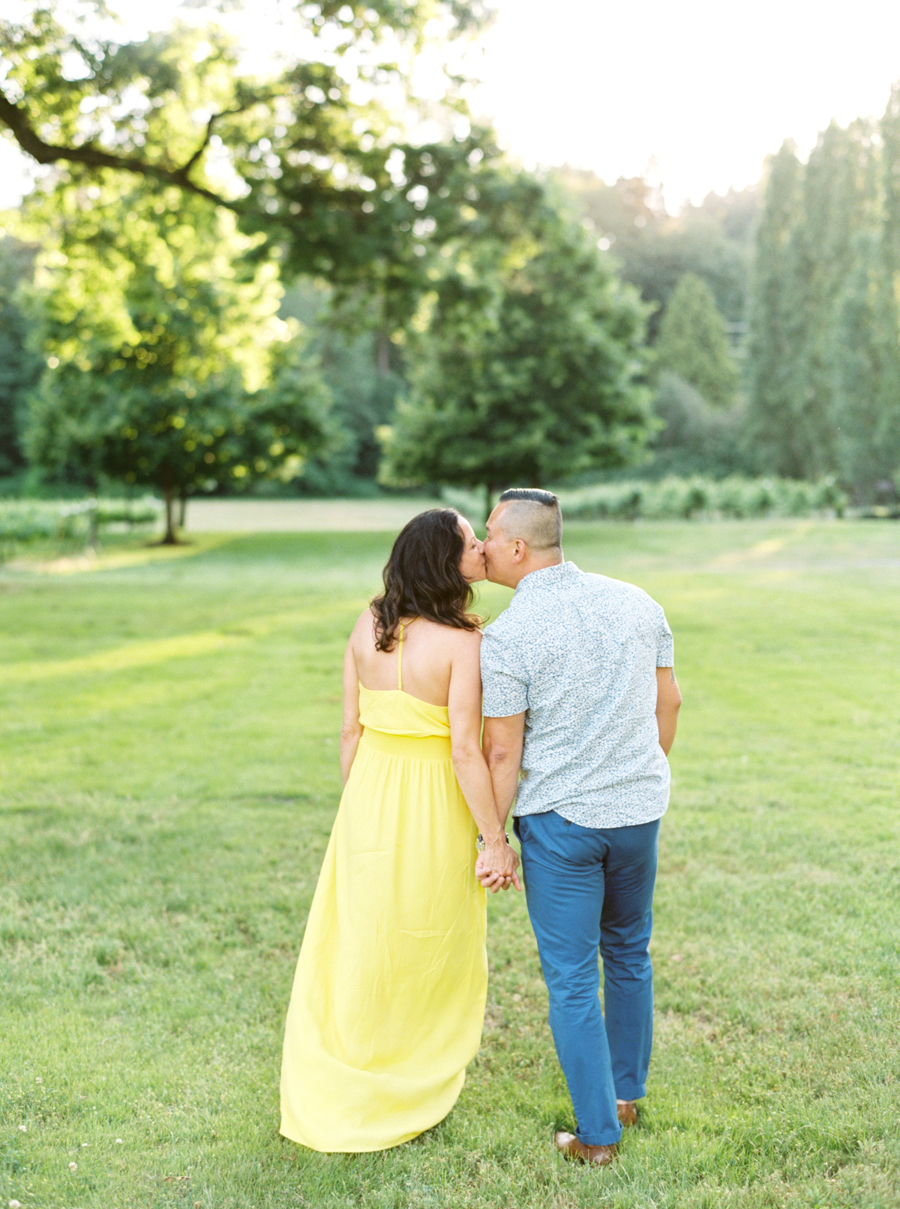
[615,1086,645,1101]
[577,1126,623,1147]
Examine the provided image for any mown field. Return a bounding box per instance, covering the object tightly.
[2,514,899,1209]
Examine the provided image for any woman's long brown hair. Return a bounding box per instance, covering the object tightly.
[370,508,481,651]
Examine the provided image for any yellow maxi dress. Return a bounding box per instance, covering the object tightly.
[280,627,488,1152]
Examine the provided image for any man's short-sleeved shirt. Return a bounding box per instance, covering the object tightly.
[481,561,674,829]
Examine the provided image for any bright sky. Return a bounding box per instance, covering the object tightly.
[3,0,900,209]
[474,0,900,207]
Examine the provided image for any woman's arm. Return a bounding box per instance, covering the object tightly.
[448,633,520,889]
[340,633,364,785]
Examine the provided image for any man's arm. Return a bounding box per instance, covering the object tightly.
[447,632,519,889]
[656,667,682,755]
[482,713,526,826]
[475,713,526,890]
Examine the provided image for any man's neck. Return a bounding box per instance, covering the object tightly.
[510,552,564,589]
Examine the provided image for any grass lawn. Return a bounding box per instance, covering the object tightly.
[2,515,899,1209]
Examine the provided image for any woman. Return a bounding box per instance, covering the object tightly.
[280,508,519,1153]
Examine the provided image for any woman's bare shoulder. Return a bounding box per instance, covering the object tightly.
[439,624,483,660]
[349,607,377,642]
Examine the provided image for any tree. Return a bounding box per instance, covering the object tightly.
[380,194,652,516]
[0,0,497,323]
[556,168,757,342]
[747,125,882,482]
[20,180,330,541]
[648,372,747,478]
[0,236,42,477]
[745,141,803,475]
[830,232,900,495]
[555,168,665,249]
[784,121,877,479]
[277,277,405,495]
[653,273,739,409]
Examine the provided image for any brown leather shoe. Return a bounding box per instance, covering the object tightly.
[554,1131,617,1167]
[617,1100,638,1127]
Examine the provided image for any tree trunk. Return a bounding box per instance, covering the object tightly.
[162,483,178,545]
[376,328,391,377]
[483,483,495,526]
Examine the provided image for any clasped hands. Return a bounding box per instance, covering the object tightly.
[475,839,522,894]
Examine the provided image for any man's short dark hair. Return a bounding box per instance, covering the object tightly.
[495,488,562,551]
[498,488,559,509]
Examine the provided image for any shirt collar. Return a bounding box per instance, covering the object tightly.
[514,560,579,594]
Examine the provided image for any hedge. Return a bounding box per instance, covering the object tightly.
[557,476,848,521]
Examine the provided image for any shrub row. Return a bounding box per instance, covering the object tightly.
[558,476,849,521]
[0,498,160,557]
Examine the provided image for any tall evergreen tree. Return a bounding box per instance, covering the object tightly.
[828,98,900,497]
[748,124,884,483]
[881,82,900,280]
[746,141,803,475]
[653,273,738,409]
[783,121,876,478]
[830,232,900,494]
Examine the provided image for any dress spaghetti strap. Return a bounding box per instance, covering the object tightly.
[397,622,404,691]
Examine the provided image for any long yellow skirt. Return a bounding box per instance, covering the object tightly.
[280,710,487,1152]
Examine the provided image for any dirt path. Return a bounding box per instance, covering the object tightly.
[183,497,445,532]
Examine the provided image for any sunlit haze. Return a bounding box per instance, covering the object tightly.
[3,0,900,209]
[474,0,900,207]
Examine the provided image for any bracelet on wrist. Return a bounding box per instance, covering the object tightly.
[476,832,510,852]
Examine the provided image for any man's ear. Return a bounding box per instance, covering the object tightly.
[512,538,527,563]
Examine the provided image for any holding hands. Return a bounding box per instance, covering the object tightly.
[475,835,522,893]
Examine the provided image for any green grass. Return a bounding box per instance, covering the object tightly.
[2,517,899,1208]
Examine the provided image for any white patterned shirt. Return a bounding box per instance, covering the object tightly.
[481,561,674,829]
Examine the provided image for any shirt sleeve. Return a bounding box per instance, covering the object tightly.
[480,621,529,717]
[656,607,675,667]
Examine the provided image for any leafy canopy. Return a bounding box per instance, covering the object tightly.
[380,191,652,507]
[0,0,497,314]
[18,178,330,534]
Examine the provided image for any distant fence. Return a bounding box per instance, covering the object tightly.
[0,498,161,561]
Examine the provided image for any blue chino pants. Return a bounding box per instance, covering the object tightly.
[515,811,660,1147]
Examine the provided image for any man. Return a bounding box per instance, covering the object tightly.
[478,488,681,1167]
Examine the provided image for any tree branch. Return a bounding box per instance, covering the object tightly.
[177,106,246,180]
[0,89,244,211]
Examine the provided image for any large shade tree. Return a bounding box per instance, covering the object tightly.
[380,192,652,516]
[0,0,498,326]
[20,180,330,541]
